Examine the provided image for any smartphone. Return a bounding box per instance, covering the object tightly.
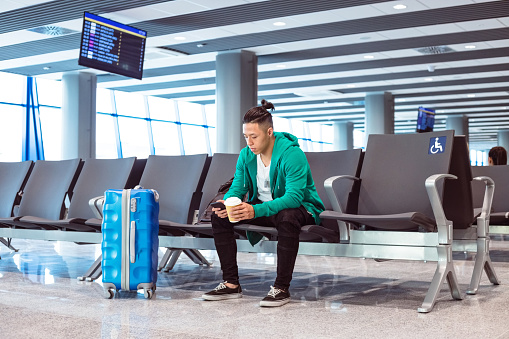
[210,201,226,210]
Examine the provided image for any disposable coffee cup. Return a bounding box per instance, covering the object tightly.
[224,197,242,223]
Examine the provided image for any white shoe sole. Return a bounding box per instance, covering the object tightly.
[259,298,290,307]
[202,293,242,301]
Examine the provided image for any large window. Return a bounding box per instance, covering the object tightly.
[147,96,177,121]
[178,101,209,155]
[151,121,181,155]
[114,91,146,118]
[204,104,216,154]
[35,78,63,160]
[116,116,152,158]
[321,125,334,152]
[38,106,62,160]
[273,117,292,134]
[0,72,25,161]
[470,149,487,166]
[0,71,338,162]
[0,72,25,105]
[96,88,115,114]
[36,78,62,108]
[0,105,23,161]
[96,114,119,159]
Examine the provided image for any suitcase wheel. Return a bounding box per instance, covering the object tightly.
[143,289,154,299]
[105,289,115,299]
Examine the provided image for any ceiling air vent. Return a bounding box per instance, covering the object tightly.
[145,47,188,60]
[415,46,456,55]
[27,25,78,36]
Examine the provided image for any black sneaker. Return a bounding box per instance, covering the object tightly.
[259,286,290,307]
[202,282,242,301]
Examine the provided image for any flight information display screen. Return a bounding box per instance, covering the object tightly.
[416,107,436,133]
[78,12,147,79]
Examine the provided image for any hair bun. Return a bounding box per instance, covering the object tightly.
[261,99,275,111]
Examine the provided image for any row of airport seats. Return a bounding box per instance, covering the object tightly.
[0,130,503,312]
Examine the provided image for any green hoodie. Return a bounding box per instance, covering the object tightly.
[224,132,325,240]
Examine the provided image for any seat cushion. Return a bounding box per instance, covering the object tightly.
[158,220,214,237]
[320,211,436,231]
[489,212,509,225]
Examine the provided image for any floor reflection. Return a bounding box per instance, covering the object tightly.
[1,238,509,338]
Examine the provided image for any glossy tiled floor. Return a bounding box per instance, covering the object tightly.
[1,238,509,339]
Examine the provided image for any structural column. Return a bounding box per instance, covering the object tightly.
[216,50,257,153]
[364,92,394,146]
[333,121,353,150]
[446,115,469,142]
[498,130,509,151]
[61,71,97,159]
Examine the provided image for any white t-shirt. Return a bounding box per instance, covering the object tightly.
[257,154,273,202]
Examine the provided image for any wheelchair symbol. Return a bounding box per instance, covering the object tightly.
[430,137,443,154]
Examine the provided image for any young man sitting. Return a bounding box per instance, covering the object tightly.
[202,100,325,307]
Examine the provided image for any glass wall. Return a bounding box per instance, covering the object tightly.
[35,78,63,160]
[0,72,25,162]
[0,71,349,162]
[470,149,488,166]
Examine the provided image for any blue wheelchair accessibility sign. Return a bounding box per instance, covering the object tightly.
[429,136,446,154]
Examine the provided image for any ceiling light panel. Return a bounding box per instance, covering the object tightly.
[370,1,427,14]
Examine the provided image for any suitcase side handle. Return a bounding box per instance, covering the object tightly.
[130,220,136,264]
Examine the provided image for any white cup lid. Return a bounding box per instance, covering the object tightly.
[224,197,242,206]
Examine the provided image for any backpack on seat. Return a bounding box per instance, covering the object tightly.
[198,178,234,223]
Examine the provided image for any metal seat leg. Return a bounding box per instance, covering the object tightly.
[467,237,500,295]
[187,249,212,267]
[183,249,206,265]
[78,255,102,281]
[0,237,18,252]
[418,245,462,313]
[87,265,102,281]
[158,248,173,271]
[163,249,183,272]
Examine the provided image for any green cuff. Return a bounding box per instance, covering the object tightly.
[246,231,264,246]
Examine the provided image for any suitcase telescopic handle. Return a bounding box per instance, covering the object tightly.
[130,220,136,264]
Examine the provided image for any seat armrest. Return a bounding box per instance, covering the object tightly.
[13,205,20,217]
[473,175,494,237]
[89,196,105,219]
[324,175,360,244]
[324,175,360,213]
[425,174,457,244]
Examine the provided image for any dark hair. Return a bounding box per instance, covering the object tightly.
[489,146,507,165]
[243,99,275,130]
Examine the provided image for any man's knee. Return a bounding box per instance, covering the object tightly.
[275,208,304,238]
[211,213,234,234]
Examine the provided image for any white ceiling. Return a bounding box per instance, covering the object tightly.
[1,0,508,149]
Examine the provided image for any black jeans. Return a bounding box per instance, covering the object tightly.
[211,202,315,290]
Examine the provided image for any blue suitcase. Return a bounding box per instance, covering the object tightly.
[101,188,159,299]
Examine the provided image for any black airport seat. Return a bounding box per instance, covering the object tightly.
[0,161,33,219]
[471,165,509,225]
[156,153,239,271]
[18,157,137,232]
[0,160,33,250]
[320,130,470,312]
[0,159,81,229]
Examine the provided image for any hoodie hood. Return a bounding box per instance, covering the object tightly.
[242,132,300,191]
[271,132,300,163]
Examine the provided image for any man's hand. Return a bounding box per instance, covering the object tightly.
[212,200,228,218]
[228,202,255,221]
